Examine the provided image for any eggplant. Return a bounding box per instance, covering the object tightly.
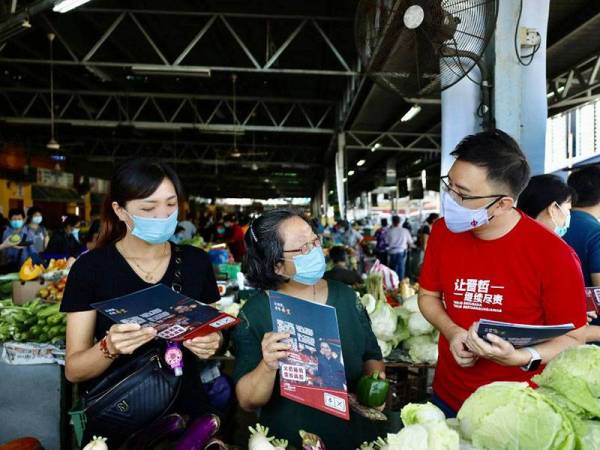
[120,414,187,450]
[299,430,326,450]
[173,414,220,450]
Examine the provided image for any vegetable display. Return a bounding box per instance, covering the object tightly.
[360,402,459,450]
[248,424,288,450]
[173,414,220,450]
[82,436,108,450]
[360,274,437,363]
[357,371,389,408]
[457,381,576,450]
[18,258,44,282]
[0,299,66,344]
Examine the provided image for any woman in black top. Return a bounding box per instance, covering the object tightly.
[60,159,221,446]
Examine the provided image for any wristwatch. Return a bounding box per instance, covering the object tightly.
[521,347,542,372]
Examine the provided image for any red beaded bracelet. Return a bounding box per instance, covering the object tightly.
[100,335,119,360]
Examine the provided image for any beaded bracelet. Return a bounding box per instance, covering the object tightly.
[100,335,119,360]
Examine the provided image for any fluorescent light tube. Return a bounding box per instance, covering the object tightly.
[53,0,92,13]
[401,105,422,122]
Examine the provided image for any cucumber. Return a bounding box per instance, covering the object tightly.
[47,313,64,326]
[29,325,42,336]
[48,325,63,337]
[37,304,61,318]
[37,333,49,342]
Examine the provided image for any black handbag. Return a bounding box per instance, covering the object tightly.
[80,246,185,442]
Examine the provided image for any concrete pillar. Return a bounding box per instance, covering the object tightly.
[441,66,483,176]
[494,0,550,175]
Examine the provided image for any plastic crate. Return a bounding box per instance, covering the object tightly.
[386,364,434,411]
[68,403,87,448]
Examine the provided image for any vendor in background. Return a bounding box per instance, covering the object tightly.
[418,130,587,418]
[418,213,439,254]
[45,214,84,259]
[324,245,363,287]
[374,218,389,265]
[60,159,222,447]
[385,215,413,280]
[1,208,39,270]
[224,214,246,261]
[233,209,384,450]
[24,207,49,254]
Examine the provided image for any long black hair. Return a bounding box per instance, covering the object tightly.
[243,208,310,290]
[96,159,185,248]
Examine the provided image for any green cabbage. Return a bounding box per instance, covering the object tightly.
[409,342,438,364]
[457,382,576,450]
[533,345,600,419]
[408,311,434,336]
[386,421,459,450]
[401,402,446,426]
[579,420,600,450]
[377,339,393,358]
[370,301,397,341]
[403,335,433,351]
[403,296,420,313]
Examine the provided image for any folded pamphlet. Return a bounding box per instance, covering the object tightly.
[586,287,600,313]
[476,319,574,348]
[92,284,239,341]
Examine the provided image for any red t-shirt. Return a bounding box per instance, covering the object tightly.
[419,210,587,412]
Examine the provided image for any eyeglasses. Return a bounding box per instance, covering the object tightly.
[283,237,322,256]
[440,176,507,205]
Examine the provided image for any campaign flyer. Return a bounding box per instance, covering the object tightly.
[585,287,600,313]
[91,284,239,341]
[268,291,349,420]
[476,319,574,348]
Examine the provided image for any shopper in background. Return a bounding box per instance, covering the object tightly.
[45,214,84,259]
[233,208,383,450]
[374,218,389,266]
[419,130,587,418]
[418,213,440,253]
[324,245,363,286]
[178,212,198,241]
[24,206,49,254]
[518,175,574,236]
[1,208,38,270]
[563,166,600,291]
[224,214,246,261]
[61,159,221,447]
[386,215,413,280]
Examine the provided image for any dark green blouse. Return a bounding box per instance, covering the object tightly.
[232,280,384,450]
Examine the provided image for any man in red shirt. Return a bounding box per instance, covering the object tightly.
[419,130,587,417]
[224,214,247,262]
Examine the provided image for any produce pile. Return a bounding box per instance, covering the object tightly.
[360,274,438,364]
[360,345,600,450]
[38,276,67,303]
[0,299,66,344]
[19,257,69,282]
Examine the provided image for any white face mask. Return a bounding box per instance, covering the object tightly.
[441,191,503,233]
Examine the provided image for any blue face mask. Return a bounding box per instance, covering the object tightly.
[127,210,178,245]
[289,246,326,285]
[71,228,80,242]
[553,203,571,237]
[10,220,23,229]
[32,216,43,225]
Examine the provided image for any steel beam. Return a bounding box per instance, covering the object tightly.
[0,9,356,76]
[548,53,600,110]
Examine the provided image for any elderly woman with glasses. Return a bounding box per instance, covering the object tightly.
[232,209,384,450]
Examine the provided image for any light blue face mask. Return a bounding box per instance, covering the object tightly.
[10,219,24,229]
[289,246,326,285]
[71,228,80,242]
[32,215,43,225]
[553,203,571,237]
[126,210,178,245]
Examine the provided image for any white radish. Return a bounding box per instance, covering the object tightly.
[82,436,108,450]
[248,424,288,450]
